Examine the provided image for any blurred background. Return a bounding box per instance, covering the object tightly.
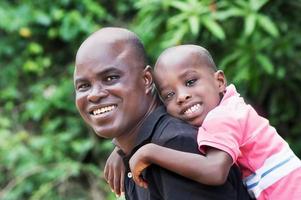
[0,0,301,199]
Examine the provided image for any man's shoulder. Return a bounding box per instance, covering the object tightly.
[151,115,198,149]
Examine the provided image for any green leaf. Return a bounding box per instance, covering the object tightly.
[276,67,286,79]
[251,0,269,11]
[244,14,256,36]
[257,54,274,74]
[188,15,200,35]
[216,8,244,20]
[234,65,249,83]
[168,13,187,26]
[171,0,190,11]
[220,51,242,70]
[257,15,279,37]
[202,17,225,40]
[28,42,43,55]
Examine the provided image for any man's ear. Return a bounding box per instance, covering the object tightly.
[214,70,227,93]
[143,65,154,94]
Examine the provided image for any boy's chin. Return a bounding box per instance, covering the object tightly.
[188,118,203,127]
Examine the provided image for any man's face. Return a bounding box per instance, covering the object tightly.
[154,52,225,126]
[74,42,149,139]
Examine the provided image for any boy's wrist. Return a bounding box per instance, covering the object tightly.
[143,143,159,163]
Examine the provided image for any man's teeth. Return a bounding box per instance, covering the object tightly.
[92,105,116,115]
[184,104,201,114]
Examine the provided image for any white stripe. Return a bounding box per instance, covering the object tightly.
[244,146,292,185]
[244,146,301,198]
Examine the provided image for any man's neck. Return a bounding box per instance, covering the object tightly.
[113,97,160,155]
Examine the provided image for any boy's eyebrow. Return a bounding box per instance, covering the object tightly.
[178,70,198,79]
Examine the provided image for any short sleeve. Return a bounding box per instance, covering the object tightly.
[197,106,246,163]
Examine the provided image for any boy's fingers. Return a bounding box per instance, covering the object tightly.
[133,173,145,188]
[107,168,115,192]
[120,168,125,194]
[113,169,121,196]
[104,164,108,181]
[143,181,148,189]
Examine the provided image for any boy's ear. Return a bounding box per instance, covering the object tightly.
[214,70,227,93]
[143,65,154,94]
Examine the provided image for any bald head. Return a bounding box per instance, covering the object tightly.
[74,27,157,142]
[155,45,217,72]
[76,27,148,70]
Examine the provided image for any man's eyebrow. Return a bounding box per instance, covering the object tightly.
[74,78,86,85]
[74,67,122,85]
[98,67,122,75]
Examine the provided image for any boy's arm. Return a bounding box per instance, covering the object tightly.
[129,143,232,188]
[104,146,125,196]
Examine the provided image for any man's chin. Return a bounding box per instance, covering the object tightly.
[93,128,111,139]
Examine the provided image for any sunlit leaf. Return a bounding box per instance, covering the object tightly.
[251,0,269,11]
[171,0,190,11]
[216,8,244,20]
[244,14,256,36]
[188,15,200,35]
[257,15,279,37]
[202,17,225,40]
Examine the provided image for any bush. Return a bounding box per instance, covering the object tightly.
[1,0,300,199]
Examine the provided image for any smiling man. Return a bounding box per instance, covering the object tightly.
[74,27,251,200]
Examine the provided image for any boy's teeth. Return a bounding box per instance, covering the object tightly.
[184,104,201,114]
[92,105,116,115]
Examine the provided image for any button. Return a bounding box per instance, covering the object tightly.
[127,172,132,178]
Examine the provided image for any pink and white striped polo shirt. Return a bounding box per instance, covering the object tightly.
[198,84,301,199]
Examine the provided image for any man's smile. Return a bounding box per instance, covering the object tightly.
[89,104,117,116]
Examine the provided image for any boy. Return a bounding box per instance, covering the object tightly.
[129,45,301,199]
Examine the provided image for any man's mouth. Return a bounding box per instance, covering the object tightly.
[90,105,117,116]
[184,104,201,115]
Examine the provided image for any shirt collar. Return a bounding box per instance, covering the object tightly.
[134,105,166,147]
[117,105,166,159]
[221,84,239,103]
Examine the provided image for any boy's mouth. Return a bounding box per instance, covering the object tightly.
[184,103,202,115]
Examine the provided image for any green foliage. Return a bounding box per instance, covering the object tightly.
[1,0,301,199]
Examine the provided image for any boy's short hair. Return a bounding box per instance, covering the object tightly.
[155,44,218,72]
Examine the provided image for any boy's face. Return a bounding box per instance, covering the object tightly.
[74,41,150,139]
[154,52,226,126]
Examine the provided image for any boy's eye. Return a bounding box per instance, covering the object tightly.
[186,79,197,87]
[164,91,175,100]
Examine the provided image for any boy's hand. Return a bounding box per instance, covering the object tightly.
[129,144,153,189]
[104,147,125,197]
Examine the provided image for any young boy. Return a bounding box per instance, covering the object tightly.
[129,45,301,199]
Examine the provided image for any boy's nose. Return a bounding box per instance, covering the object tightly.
[87,86,109,103]
[177,93,192,104]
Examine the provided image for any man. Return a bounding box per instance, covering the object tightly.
[74,27,251,200]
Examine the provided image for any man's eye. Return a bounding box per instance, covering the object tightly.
[105,75,120,82]
[77,83,90,90]
[186,79,197,87]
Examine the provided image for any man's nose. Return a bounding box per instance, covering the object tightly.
[176,92,192,104]
[87,85,109,103]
